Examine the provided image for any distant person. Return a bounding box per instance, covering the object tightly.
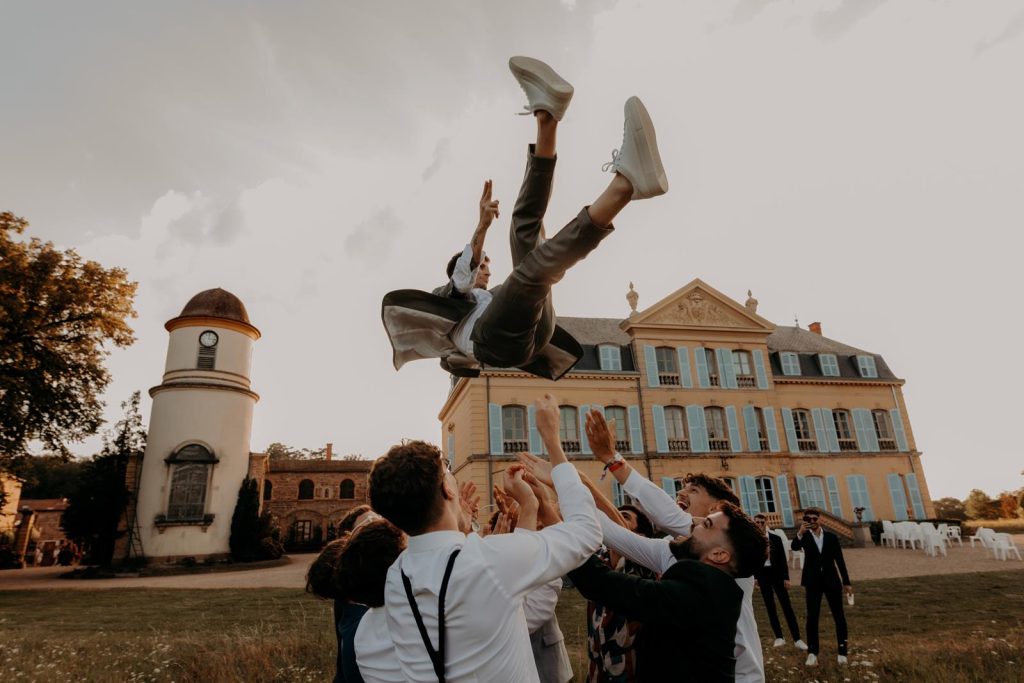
[752,513,806,651]
[791,508,853,666]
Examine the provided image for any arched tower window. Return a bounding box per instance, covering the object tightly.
[263,480,273,501]
[339,479,355,499]
[165,444,217,521]
[298,479,314,500]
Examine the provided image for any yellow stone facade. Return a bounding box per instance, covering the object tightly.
[440,279,934,529]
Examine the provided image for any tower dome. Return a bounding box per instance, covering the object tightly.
[179,288,250,324]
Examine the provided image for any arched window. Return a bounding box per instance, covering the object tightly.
[704,407,728,451]
[732,350,755,387]
[792,409,816,451]
[604,406,629,452]
[339,479,355,499]
[263,480,273,501]
[754,476,776,513]
[298,479,314,500]
[665,406,689,452]
[559,406,579,453]
[502,405,528,452]
[167,464,209,520]
[872,410,896,451]
[833,410,856,450]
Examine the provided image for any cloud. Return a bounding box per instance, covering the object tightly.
[811,0,886,42]
[422,138,452,182]
[344,207,406,262]
[975,9,1024,55]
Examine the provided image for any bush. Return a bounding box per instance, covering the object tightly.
[260,537,284,560]
[229,478,262,562]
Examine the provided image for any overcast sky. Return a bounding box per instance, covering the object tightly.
[3,0,1022,500]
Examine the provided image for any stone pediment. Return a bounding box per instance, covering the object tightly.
[624,279,774,331]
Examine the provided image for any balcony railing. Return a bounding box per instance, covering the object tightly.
[878,438,897,452]
[667,439,690,452]
[709,438,730,452]
[736,375,756,388]
[659,373,680,386]
[759,438,769,450]
[708,374,720,387]
[561,440,581,454]
[615,440,630,453]
[838,439,858,452]
[502,440,529,453]
[797,439,818,452]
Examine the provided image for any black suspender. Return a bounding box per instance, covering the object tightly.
[401,548,461,683]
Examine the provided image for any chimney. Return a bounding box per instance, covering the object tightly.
[809,322,822,336]
[325,442,333,461]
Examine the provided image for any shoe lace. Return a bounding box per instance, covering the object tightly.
[601,148,621,173]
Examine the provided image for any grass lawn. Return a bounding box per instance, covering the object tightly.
[2,569,1023,682]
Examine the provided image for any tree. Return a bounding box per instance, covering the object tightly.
[963,489,1000,521]
[229,477,262,562]
[932,497,967,521]
[0,212,137,461]
[341,453,364,461]
[264,442,327,460]
[61,392,146,565]
[6,454,84,499]
[997,491,1023,520]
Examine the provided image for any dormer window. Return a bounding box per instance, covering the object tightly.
[197,330,218,370]
[856,355,878,378]
[599,345,622,371]
[780,352,801,376]
[818,354,840,377]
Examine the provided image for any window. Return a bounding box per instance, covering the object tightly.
[818,354,840,377]
[872,410,896,451]
[857,355,878,378]
[167,464,209,520]
[339,479,355,499]
[752,407,769,450]
[792,409,817,451]
[664,405,689,452]
[655,347,680,385]
[780,352,801,376]
[559,406,580,453]
[704,349,720,386]
[804,476,828,510]
[604,406,629,452]
[833,410,856,451]
[754,477,777,513]
[502,405,528,452]
[298,479,314,500]
[196,330,218,370]
[293,520,313,544]
[732,351,755,387]
[723,477,738,494]
[704,407,729,451]
[263,480,273,501]
[599,345,623,371]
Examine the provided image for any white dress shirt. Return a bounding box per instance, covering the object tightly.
[605,468,765,683]
[449,244,492,359]
[354,607,404,683]
[384,462,601,683]
[811,528,825,552]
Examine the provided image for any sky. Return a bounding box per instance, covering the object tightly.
[2,0,1022,500]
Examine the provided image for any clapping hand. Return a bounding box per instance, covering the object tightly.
[516,451,554,487]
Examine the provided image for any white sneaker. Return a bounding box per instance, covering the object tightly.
[772,638,786,648]
[838,655,848,665]
[508,56,574,121]
[602,96,669,200]
[795,639,809,651]
[805,654,818,666]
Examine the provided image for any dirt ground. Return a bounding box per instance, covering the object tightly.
[2,535,1022,591]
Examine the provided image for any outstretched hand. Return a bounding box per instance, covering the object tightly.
[585,409,617,464]
[504,464,539,510]
[516,451,554,487]
[479,179,500,229]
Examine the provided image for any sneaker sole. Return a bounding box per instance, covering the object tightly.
[509,56,574,118]
[624,96,669,199]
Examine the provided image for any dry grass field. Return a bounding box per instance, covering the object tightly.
[2,569,1023,682]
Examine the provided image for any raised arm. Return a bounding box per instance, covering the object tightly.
[598,510,676,575]
[472,179,499,264]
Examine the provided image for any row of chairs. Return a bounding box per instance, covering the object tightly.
[969,527,1023,561]
[880,520,957,556]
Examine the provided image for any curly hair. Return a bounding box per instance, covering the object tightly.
[305,538,347,600]
[333,519,406,607]
[337,504,373,536]
[717,502,768,579]
[684,473,741,507]
[369,440,446,535]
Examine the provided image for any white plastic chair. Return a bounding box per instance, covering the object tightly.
[991,534,1022,561]
[771,528,792,564]
[880,520,897,548]
[946,525,963,546]
[923,531,947,557]
[970,527,995,549]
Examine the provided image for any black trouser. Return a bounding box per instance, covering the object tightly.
[757,574,801,641]
[472,146,613,369]
[805,585,848,656]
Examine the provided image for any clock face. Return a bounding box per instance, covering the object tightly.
[199,330,219,348]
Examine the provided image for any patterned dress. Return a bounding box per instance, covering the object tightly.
[586,549,657,683]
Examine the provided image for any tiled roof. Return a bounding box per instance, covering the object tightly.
[266,459,373,473]
[766,326,870,355]
[556,316,631,345]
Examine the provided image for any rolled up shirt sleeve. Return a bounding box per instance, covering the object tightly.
[598,510,676,575]
[622,469,692,537]
[451,244,480,294]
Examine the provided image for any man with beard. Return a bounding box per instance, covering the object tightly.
[569,503,767,681]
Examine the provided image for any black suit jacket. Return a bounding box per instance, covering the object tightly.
[791,530,851,591]
[570,555,742,683]
[755,532,790,584]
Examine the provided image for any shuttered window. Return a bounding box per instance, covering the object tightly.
[792,409,816,451]
[833,410,856,451]
[704,407,729,452]
[665,406,688,452]
[872,410,897,451]
[197,345,216,370]
[655,346,680,385]
[818,353,840,376]
[732,351,756,387]
[559,406,580,453]
[755,476,777,513]
[605,406,630,452]
[780,352,801,376]
[804,476,828,510]
[857,355,878,378]
[502,406,528,453]
[599,345,623,371]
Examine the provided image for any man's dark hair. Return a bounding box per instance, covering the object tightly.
[446,252,482,280]
[718,502,768,579]
[337,504,373,536]
[305,538,346,600]
[333,519,406,607]
[619,504,655,538]
[803,507,823,517]
[684,473,741,507]
[369,440,446,535]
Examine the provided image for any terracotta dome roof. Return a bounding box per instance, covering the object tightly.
[178,288,251,324]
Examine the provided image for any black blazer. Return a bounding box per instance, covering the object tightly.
[755,532,790,584]
[791,530,851,591]
[570,556,742,683]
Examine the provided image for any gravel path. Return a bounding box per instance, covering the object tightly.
[2,537,1022,591]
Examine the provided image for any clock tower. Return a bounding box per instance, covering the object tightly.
[133,288,260,563]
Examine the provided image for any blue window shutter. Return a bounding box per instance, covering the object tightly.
[686,405,709,453]
[846,474,874,522]
[725,405,743,453]
[852,409,874,452]
[823,408,840,453]
[781,408,800,453]
[811,408,829,453]
[717,348,737,389]
[676,347,693,388]
[742,405,761,452]
[890,408,910,452]
[447,434,455,464]
[652,405,669,453]
[862,410,880,452]
[857,355,878,378]
[905,473,926,519]
[628,405,643,454]
[579,404,591,454]
[662,476,677,497]
[764,407,781,452]
[612,480,624,507]
[527,405,542,454]
[887,473,909,521]
[737,476,757,515]
[644,345,660,387]
[776,475,794,527]
[488,403,503,454]
[826,475,843,518]
[694,347,710,388]
[753,349,769,389]
[795,475,809,508]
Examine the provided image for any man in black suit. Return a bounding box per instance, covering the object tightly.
[753,513,807,651]
[791,507,853,666]
[569,502,767,682]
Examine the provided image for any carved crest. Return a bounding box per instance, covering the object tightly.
[650,289,745,327]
